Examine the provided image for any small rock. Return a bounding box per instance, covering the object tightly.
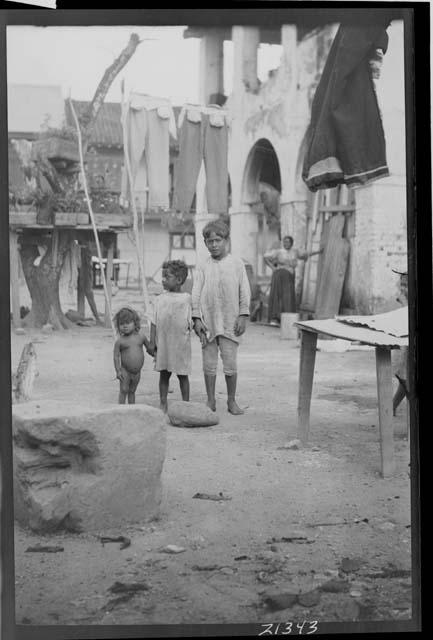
[15,328,26,335]
[378,522,396,531]
[161,545,186,554]
[108,580,149,594]
[311,446,321,451]
[220,567,234,575]
[278,439,302,450]
[319,579,350,593]
[392,598,411,610]
[42,323,54,334]
[324,569,340,579]
[358,601,377,620]
[167,401,219,428]
[335,599,360,621]
[350,590,363,598]
[263,592,298,611]
[340,557,363,573]
[270,545,278,552]
[298,590,321,607]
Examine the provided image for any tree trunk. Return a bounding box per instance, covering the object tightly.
[19,232,74,329]
[12,34,141,330]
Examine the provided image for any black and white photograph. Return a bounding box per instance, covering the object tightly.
[0,4,426,638]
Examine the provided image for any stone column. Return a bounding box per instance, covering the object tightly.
[281,25,298,97]
[229,207,259,271]
[199,31,224,105]
[194,163,218,264]
[232,26,260,93]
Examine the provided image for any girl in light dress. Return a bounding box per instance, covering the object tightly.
[148,260,192,412]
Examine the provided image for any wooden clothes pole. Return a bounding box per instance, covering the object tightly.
[68,97,116,338]
[120,84,151,322]
[104,238,114,327]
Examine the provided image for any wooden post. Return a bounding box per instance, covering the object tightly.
[375,346,395,477]
[104,238,114,328]
[77,281,85,317]
[52,229,59,268]
[297,329,318,444]
[9,230,21,329]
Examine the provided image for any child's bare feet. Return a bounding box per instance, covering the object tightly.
[227,399,244,415]
[206,400,216,412]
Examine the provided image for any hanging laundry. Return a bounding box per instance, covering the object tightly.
[173,105,228,215]
[121,93,176,211]
[302,19,391,192]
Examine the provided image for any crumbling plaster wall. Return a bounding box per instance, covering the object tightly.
[226,25,336,269]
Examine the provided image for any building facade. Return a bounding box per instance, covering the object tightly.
[187,21,407,314]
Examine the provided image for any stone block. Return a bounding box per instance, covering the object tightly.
[167,400,219,428]
[13,401,167,533]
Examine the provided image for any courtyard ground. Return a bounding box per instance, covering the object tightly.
[10,286,414,627]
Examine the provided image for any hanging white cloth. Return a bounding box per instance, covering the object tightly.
[121,93,176,212]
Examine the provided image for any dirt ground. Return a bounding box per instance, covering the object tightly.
[11,287,413,627]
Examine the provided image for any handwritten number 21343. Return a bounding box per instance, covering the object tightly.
[259,621,318,635]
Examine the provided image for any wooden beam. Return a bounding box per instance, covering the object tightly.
[9,230,21,329]
[375,346,396,477]
[10,211,131,229]
[104,239,114,328]
[318,205,356,213]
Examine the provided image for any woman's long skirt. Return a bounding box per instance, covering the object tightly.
[267,268,296,322]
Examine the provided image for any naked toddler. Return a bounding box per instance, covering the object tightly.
[113,306,150,404]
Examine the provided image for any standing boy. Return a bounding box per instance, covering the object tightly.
[192,220,251,414]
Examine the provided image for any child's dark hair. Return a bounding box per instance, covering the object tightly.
[202,219,230,240]
[113,307,141,333]
[162,260,188,285]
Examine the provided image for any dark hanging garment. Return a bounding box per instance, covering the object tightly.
[302,22,391,192]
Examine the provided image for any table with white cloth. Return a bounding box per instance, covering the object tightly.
[294,308,409,478]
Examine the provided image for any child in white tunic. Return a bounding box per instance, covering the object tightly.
[148,260,192,412]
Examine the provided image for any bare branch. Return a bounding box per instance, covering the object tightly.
[79,33,141,146]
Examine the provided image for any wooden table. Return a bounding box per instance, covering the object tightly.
[92,257,132,288]
[294,318,409,477]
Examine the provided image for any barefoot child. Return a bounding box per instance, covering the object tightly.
[192,220,251,415]
[113,306,149,404]
[148,260,192,412]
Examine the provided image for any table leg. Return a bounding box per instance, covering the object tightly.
[9,230,21,329]
[375,346,395,477]
[297,330,318,444]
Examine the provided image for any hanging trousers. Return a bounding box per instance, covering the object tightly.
[173,113,228,215]
[123,106,170,210]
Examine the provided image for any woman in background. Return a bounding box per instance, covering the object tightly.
[264,235,321,326]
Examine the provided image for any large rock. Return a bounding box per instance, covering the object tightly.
[12,401,167,533]
[167,400,219,428]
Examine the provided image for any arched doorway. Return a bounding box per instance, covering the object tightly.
[241,139,282,277]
